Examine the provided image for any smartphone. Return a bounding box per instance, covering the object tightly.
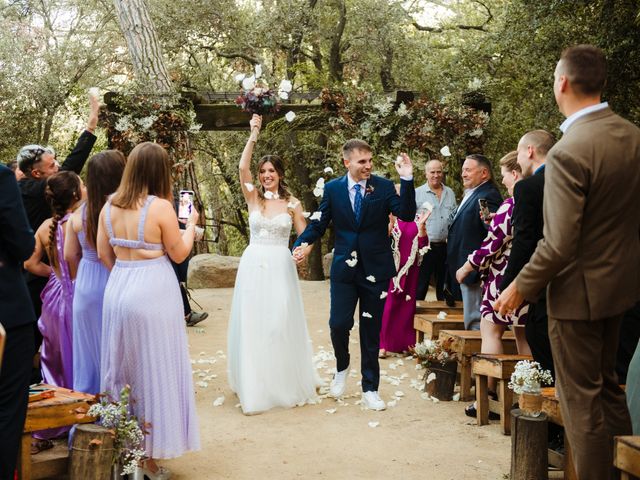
[478,198,491,222]
[178,190,195,221]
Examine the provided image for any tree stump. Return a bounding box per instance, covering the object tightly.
[510,409,547,480]
[70,424,115,480]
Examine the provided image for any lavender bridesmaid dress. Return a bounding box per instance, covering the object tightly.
[72,204,109,394]
[100,196,200,459]
[380,220,429,353]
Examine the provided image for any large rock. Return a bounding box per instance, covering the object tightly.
[323,252,333,279]
[187,254,240,288]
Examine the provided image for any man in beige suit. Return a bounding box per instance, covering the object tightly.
[496,45,640,480]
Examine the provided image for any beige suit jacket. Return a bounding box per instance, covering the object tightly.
[516,107,640,320]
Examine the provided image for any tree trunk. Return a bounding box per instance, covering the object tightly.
[510,410,548,480]
[69,424,114,480]
[112,0,173,94]
[329,0,347,83]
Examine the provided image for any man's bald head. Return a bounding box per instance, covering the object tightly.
[517,130,556,177]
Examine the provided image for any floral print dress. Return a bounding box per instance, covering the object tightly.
[467,197,528,326]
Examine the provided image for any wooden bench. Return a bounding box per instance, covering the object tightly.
[473,354,532,435]
[542,387,578,480]
[414,313,465,343]
[438,330,517,401]
[615,436,640,480]
[18,385,96,480]
[415,300,464,316]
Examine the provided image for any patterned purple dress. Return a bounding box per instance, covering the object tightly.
[39,213,74,389]
[100,196,200,459]
[380,220,429,352]
[467,197,528,326]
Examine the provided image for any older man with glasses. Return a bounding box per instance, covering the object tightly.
[17,92,99,382]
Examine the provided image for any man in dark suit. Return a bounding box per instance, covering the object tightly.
[0,165,37,480]
[17,93,98,372]
[293,139,416,410]
[447,154,502,330]
[497,45,640,480]
[500,130,556,376]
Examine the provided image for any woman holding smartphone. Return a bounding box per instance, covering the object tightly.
[455,151,532,417]
[97,142,200,479]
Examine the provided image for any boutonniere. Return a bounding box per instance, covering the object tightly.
[365,185,375,197]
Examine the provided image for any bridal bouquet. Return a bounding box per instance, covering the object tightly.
[234,64,293,116]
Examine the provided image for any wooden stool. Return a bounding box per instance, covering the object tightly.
[615,436,640,480]
[18,385,96,480]
[415,300,463,316]
[438,330,517,401]
[473,354,532,435]
[414,313,464,343]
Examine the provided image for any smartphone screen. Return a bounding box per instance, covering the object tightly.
[178,190,195,220]
[478,198,490,221]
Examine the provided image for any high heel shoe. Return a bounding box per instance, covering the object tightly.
[132,465,172,480]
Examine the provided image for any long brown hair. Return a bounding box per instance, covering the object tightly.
[85,150,126,249]
[256,155,291,202]
[111,142,172,209]
[45,171,82,269]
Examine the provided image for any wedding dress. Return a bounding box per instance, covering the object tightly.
[227,210,319,414]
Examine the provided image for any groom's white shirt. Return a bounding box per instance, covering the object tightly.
[346,174,367,211]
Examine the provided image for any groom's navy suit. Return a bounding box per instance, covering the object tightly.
[294,174,416,392]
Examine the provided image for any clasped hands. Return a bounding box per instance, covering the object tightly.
[292,243,311,265]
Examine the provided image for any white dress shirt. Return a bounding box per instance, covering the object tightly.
[560,102,609,133]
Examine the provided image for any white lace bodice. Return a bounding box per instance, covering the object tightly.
[249,210,292,247]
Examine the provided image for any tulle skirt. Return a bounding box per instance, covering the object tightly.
[227,243,319,414]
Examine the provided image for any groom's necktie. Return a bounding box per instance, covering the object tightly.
[353,184,363,222]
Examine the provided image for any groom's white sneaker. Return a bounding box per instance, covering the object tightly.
[362,391,386,411]
[330,367,349,398]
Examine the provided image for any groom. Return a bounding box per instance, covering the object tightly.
[293,139,416,410]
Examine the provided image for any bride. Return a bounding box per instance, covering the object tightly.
[227,114,319,414]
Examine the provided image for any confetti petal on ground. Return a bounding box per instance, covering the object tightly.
[213,396,225,407]
[452,393,460,401]
[368,421,380,428]
[394,391,405,397]
[387,400,397,407]
[325,408,337,414]
[196,381,208,388]
[437,311,448,320]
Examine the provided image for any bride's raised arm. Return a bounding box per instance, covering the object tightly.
[239,114,262,206]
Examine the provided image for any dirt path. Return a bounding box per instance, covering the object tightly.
[164,281,511,479]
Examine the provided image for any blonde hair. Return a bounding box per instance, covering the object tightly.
[499,151,521,173]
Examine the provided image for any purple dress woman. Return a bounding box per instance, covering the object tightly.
[100,196,199,459]
[467,197,528,325]
[380,220,429,353]
[72,204,109,394]
[39,213,74,389]
[37,213,74,439]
